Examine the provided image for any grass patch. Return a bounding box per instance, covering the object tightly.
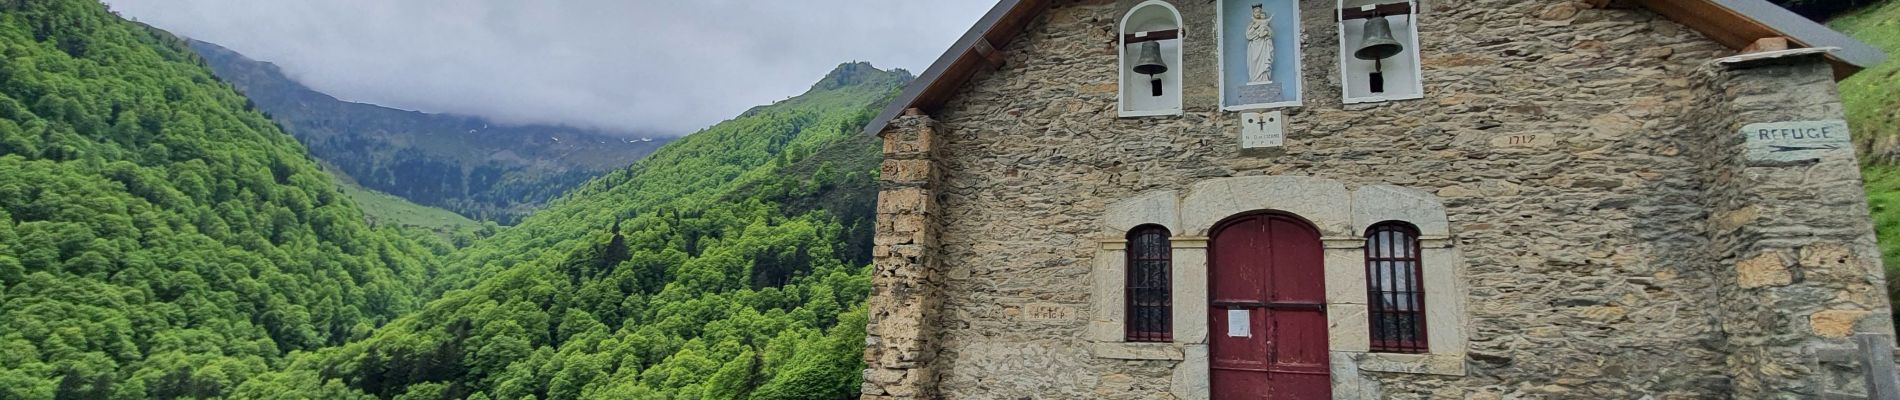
[1835,1,1900,158]
[326,168,485,235]
[1834,1,1900,321]
[1863,165,1900,268]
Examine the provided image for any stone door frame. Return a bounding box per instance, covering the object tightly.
[1088,176,1470,399]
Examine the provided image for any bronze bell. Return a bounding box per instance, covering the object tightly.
[1132,41,1168,96]
[1133,41,1169,76]
[1354,17,1404,61]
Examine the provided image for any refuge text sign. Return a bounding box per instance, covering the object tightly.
[1744,120,1850,162]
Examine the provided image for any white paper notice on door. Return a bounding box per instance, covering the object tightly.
[1227,309,1251,337]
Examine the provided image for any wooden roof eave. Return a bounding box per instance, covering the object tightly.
[1632,0,1886,80]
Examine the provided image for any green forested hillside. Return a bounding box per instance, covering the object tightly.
[0,1,904,397]
[0,1,449,398]
[236,63,904,399]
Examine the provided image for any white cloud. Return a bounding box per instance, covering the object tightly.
[104,0,993,135]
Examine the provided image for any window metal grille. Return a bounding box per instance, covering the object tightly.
[1366,222,1428,353]
[1126,225,1172,342]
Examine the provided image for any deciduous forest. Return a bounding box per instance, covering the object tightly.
[0,0,450,397]
[0,0,902,397]
[249,63,901,399]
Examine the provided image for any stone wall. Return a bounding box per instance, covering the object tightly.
[862,0,1895,398]
[1684,52,1898,398]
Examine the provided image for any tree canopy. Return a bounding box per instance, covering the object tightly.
[0,1,906,397]
[261,62,905,399]
[0,1,448,398]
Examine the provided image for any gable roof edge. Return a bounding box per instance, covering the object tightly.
[1731,0,1885,69]
[1635,0,1884,76]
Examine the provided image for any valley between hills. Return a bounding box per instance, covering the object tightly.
[0,0,901,397]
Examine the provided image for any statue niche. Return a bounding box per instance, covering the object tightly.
[1221,0,1302,110]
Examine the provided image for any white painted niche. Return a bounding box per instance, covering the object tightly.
[1120,0,1185,117]
[1337,0,1423,104]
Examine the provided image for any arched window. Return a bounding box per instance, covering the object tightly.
[1126,225,1172,342]
[1366,222,1426,353]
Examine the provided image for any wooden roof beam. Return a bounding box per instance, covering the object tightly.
[974,38,1006,68]
[1743,37,1791,54]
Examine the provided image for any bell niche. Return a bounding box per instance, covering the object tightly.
[1338,0,1423,103]
[1119,1,1184,117]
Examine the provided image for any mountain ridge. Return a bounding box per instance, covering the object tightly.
[188,40,672,224]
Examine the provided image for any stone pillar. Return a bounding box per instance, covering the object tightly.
[1687,51,1899,397]
[862,114,945,400]
[1322,238,1370,353]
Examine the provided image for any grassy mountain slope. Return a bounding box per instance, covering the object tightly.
[243,63,904,399]
[325,167,485,237]
[189,41,671,224]
[0,1,449,398]
[1836,0,1900,322]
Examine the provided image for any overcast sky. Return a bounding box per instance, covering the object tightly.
[103,1,993,135]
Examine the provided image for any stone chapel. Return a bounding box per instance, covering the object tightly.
[858,0,1894,398]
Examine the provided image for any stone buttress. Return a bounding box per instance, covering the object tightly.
[1686,50,1899,398]
[863,114,947,399]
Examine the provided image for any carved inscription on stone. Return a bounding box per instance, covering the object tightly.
[1490,133,1549,148]
[1241,111,1285,149]
[1023,303,1078,322]
[1235,82,1285,106]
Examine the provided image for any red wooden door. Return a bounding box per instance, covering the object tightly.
[1210,213,1330,399]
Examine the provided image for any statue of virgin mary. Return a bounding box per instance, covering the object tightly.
[1246,4,1274,84]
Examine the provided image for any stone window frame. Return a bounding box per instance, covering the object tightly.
[1118,0,1187,118]
[1088,190,1191,360]
[1089,176,1469,400]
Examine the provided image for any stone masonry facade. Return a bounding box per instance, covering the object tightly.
[863,0,1898,398]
